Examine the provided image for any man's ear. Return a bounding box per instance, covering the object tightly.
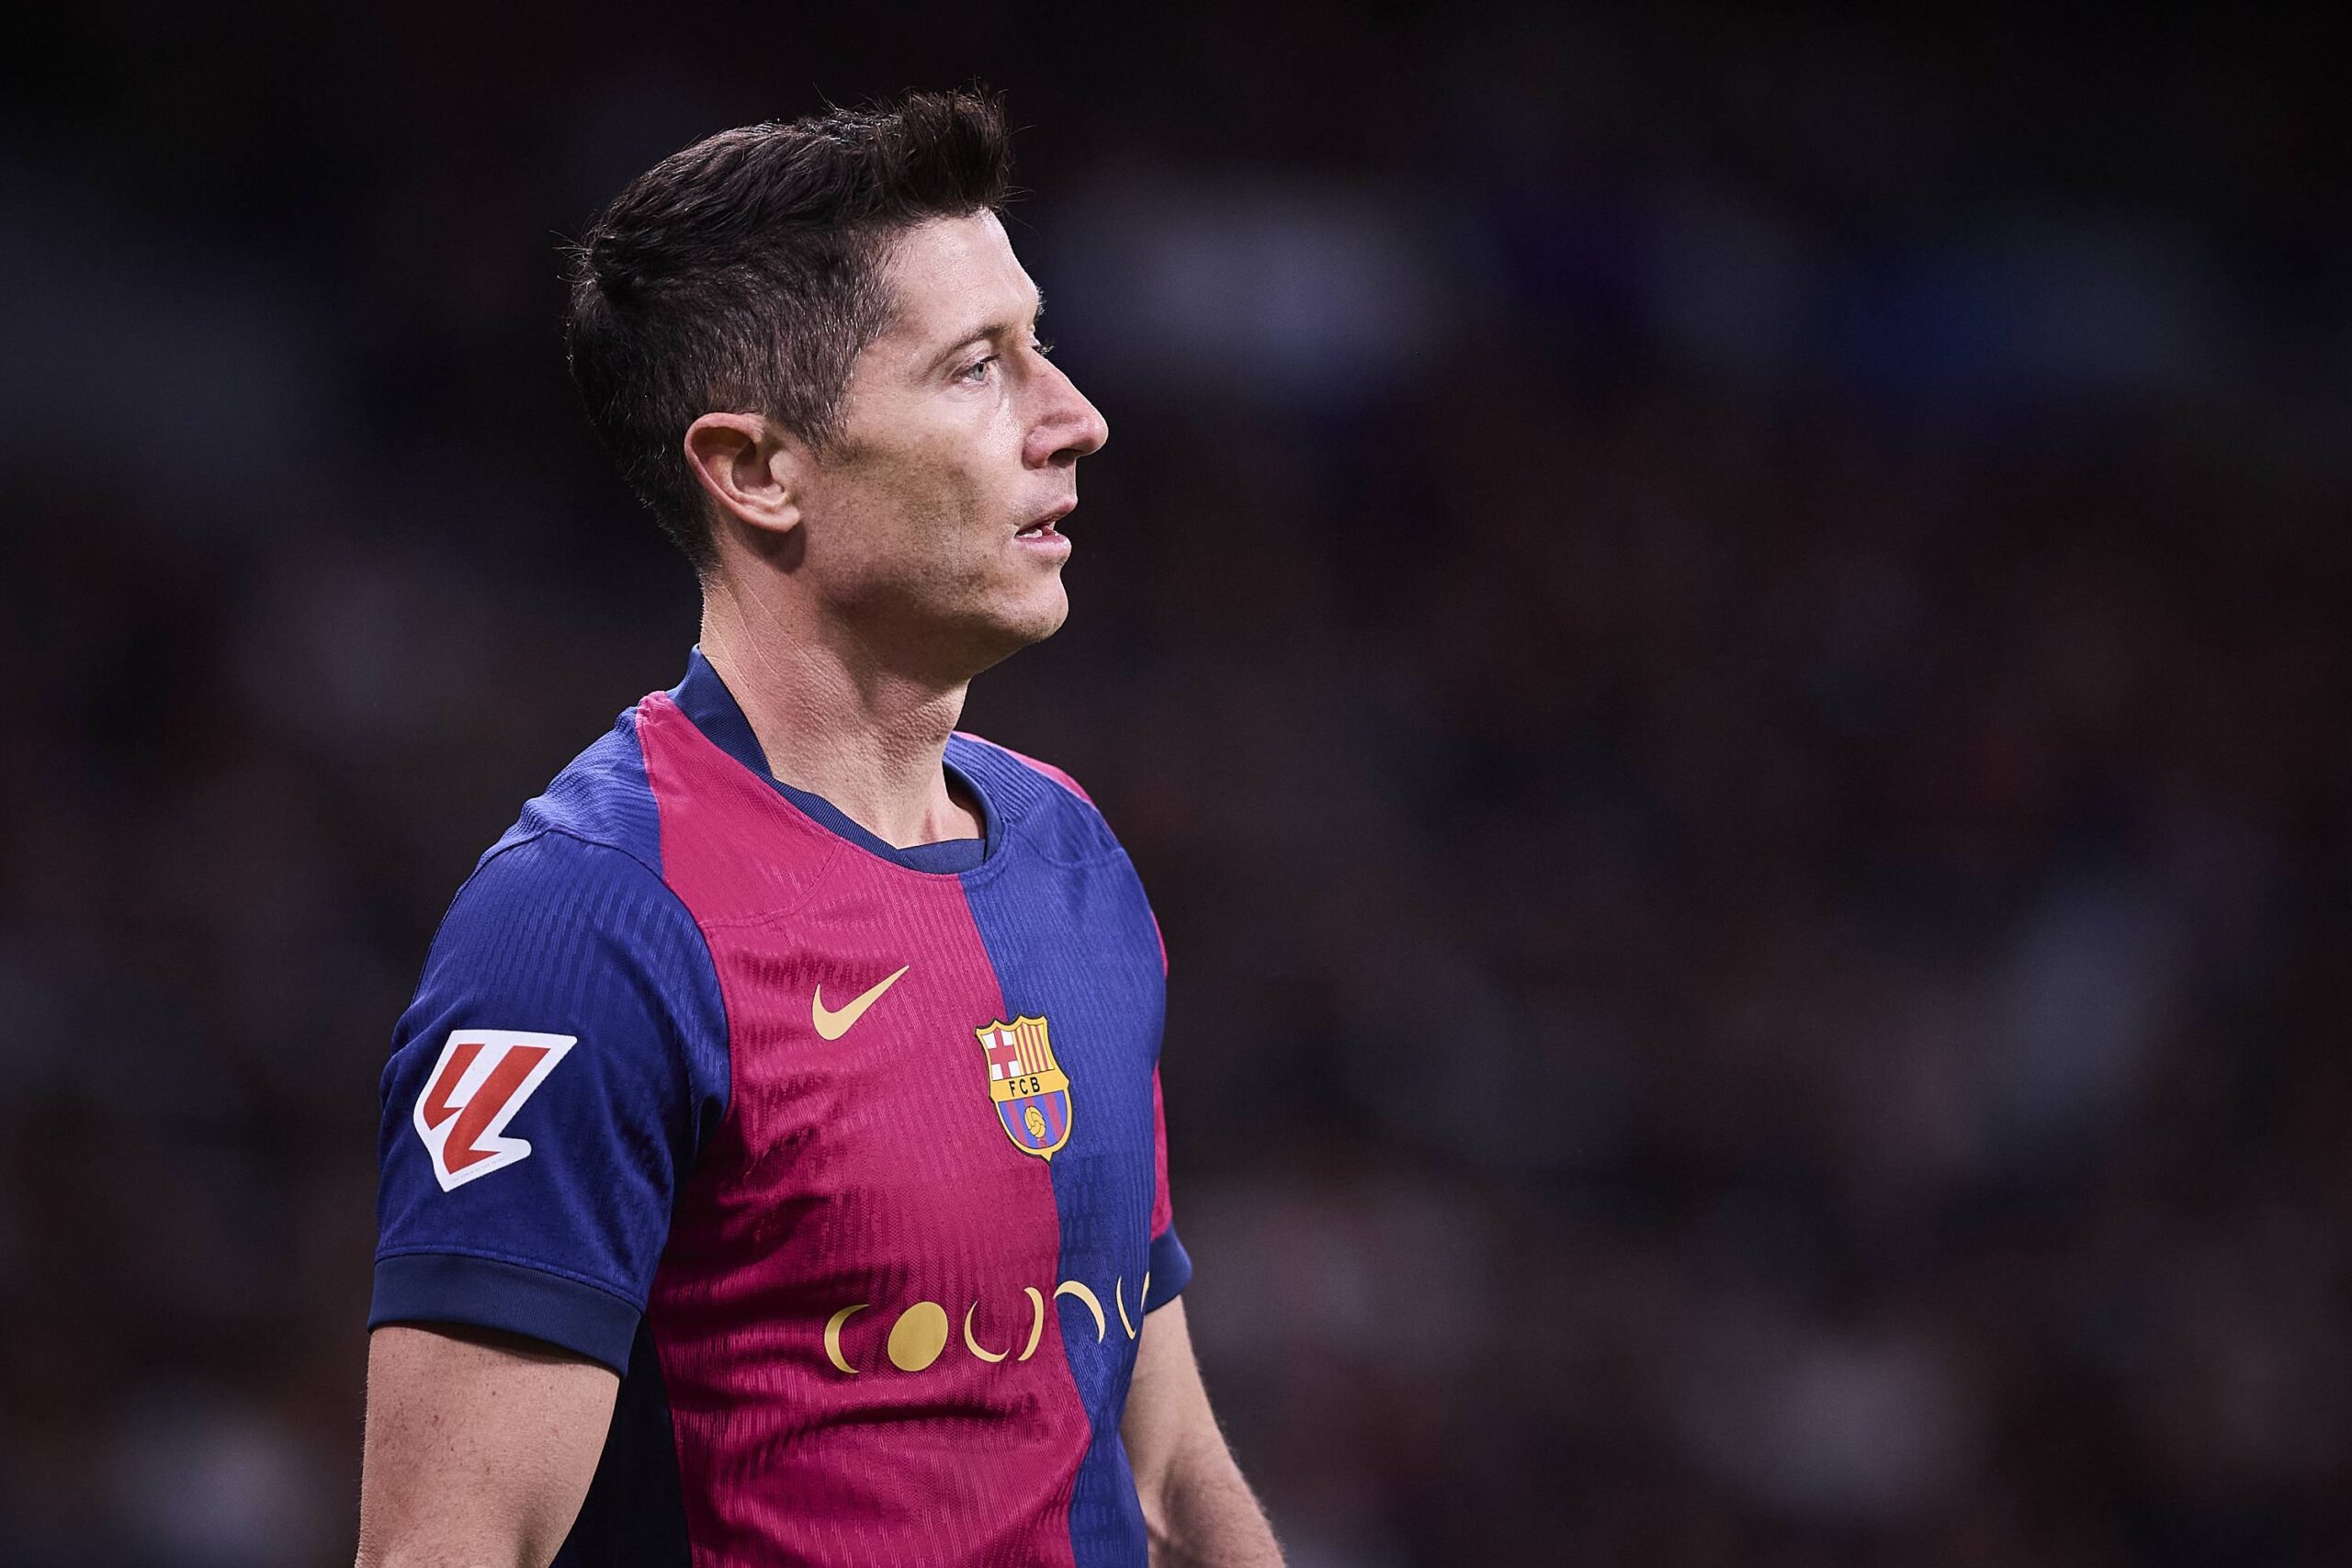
[682,412,804,542]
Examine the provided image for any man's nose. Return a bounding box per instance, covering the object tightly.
[1027,359,1109,467]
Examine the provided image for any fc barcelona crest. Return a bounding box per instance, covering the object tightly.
[974,1015,1073,1161]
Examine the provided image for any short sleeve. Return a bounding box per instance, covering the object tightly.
[369,831,729,1371]
[1144,1064,1192,1310]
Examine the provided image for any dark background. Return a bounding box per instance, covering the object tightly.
[5,5,2350,1563]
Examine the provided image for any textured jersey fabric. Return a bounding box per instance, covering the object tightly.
[371,649,1188,1567]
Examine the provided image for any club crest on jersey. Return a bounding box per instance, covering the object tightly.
[413,1030,576,1191]
[974,1015,1072,1161]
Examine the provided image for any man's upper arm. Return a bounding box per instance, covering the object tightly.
[361,831,727,1562]
[1122,1299,1288,1565]
[1122,1295,1221,1497]
[357,1325,618,1568]
[370,830,728,1370]
[1130,1061,1209,1498]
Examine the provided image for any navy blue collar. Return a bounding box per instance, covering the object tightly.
[667,647,994,874]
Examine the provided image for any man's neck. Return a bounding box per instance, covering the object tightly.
[698,593,983,851]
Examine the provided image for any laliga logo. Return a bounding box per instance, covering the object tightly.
[413,1030,576,1191]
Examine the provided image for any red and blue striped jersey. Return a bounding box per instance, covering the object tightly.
[371,649,1189,1566]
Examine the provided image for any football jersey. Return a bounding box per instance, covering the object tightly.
[370,648,1189,1567]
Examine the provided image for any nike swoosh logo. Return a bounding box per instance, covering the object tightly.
[812,964,910,1041]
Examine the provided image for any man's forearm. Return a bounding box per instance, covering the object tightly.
[1144,1438,1284,1568]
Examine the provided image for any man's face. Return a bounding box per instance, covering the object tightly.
[790,210,1108,676]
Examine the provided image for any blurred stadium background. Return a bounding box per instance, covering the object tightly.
[5,5,2350,1564]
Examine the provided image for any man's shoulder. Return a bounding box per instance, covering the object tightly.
[481,704,665,882]
[947,731,1128,865]
[949,731,1095,806]
[420,704,707,993]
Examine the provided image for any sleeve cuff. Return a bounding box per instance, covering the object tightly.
[1144,1225,1193,1312]
[369,1253,641,1374]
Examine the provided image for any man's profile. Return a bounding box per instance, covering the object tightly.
[354,89,1283,1568]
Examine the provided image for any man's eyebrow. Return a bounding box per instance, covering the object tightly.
[932,292,1047,366]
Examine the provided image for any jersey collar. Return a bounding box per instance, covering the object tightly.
[666,647,997,874]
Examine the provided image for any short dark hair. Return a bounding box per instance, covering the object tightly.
[563,89,1013,570]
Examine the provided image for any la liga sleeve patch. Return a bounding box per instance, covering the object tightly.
[413,1029,578,1190]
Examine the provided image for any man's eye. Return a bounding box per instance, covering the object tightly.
[1032,337,1056,356]
[958,355,997,383]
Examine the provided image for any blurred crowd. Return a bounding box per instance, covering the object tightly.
[3,6,2348,1564]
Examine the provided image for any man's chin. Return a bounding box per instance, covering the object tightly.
[948,586,1069,677]
[993,588,1070,653]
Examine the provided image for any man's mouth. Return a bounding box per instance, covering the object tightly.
[1016,505,1073,540]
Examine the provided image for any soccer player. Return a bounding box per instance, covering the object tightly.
[354,91,1284,1568]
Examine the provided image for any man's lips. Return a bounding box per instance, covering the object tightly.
[1016,503,1074,538]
